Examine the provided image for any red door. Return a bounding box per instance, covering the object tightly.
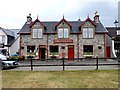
[68,45,74,61]
[106,47,110,58]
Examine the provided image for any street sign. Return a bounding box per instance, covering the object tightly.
[0,43,4,48]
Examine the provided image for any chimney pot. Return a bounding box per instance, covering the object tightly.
[27,13,32,24]
[94,11,100,23]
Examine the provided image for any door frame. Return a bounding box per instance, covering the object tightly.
[68,45,74,61]
[106,46,110,58]
[39,45,46,60]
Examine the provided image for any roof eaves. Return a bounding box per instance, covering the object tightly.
[80,17,96,27]
[30,18,46,28]
[55,18,72,28]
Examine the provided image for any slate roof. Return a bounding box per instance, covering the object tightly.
[2,29,20,46]
[3,29,14,37]
[9,29,20,38]
[19,20,108,34]
[106,27,117,37]
[96,22,108,33]
[19,23,31,33]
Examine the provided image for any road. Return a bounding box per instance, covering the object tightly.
[5,59,120,71]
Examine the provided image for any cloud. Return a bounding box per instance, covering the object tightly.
[0,0,119,28]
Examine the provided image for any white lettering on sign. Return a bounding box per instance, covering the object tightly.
[54,39,73,44]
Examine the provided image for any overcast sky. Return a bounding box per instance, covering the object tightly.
[0,0,119,29]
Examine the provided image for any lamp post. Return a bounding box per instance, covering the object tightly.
[114,20,118,28]
[114,20,119,58]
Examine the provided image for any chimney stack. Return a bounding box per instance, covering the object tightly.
[27,13,32,24]
[94,11,100,23]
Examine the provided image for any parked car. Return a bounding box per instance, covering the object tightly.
[2,62,10,69]
[2,60,19,69]
[0,54,7,60]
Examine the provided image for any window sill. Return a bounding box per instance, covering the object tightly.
[83,38,94,39]
[32,38,43,39]
[83,55,93,57]
[49,55,59,56]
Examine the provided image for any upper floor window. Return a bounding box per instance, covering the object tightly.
[83,27,94,38]
[58,28,69,38]
[33,29,43,38]
[0,35,5,43]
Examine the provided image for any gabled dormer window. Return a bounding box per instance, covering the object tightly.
[58,28,69,38]
[80,17,96,39]
[56,17,71,39]
[83,27,93,38]
[33,29,43,38]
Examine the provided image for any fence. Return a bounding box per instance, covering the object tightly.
[17,57,120,71]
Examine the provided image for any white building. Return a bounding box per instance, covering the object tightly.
[0,27,20,55]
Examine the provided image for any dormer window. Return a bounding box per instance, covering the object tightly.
[83,27,94,38]
[80,17,96,39]
[33,29,43,38]
[58,28,69,38]
[56,17,72,39]
[0,35,5,43]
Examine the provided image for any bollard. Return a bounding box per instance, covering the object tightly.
[96,56,98,70]
[62,58,65,71]
[30,57,33,71]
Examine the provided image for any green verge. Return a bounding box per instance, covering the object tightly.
[2,70,119,88]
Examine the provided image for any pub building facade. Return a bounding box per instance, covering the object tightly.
[18,11,112,60]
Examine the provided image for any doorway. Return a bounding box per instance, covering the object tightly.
[68,45,74,61]
[39,45,46,60]
[106,47,110,58]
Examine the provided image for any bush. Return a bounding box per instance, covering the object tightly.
[18,55,25,60]
[9,56,18,60]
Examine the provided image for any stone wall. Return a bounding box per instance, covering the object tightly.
[20,33,105,59]
[79,34,105,58]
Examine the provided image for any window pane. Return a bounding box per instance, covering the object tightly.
[33,29,37,38]
[83,28,88,38]
[27,46,35,52]
[89,28,93,38]
[50,46,59,55]
[38,29,42,38]
[64,28,68,38]
[0,35,5,43]
[58,28,63,38]
[2,35,5,43]
[83,45,93,55]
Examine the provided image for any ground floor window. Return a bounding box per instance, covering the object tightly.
[83,45,93,55]
[50,45,59,56]
[0,49,7,55]
[27,45,35,55]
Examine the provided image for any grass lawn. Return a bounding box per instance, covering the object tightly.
[2,70,119,88]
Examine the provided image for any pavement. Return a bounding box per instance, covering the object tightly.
[5,58,120,71]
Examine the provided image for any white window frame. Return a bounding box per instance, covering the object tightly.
[83,27,94,38]
[33,29,43,38]
[58,28,69,38]
[38,29,43,38]
[58,28,63,38]
[33,29,37,38]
